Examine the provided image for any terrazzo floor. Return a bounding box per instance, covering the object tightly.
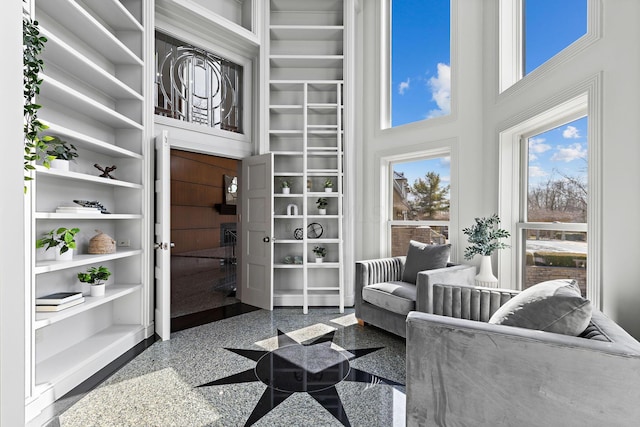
[46,308,406,427]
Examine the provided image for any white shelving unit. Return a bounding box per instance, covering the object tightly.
[26,0,148,420]
[267,0,347,313]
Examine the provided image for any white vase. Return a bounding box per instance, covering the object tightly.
[282,187,290,194]
[324,187,332,192]
[475,255,498,287]
[50,159,69,171]
[90,283,106,297]
[318,208,326,215]
[315,257,323,263]
[55,248,73,261]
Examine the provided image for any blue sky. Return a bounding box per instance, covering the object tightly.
[391,0,588,188]
[528,116,588,187]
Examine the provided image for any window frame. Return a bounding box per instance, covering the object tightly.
[380,0,457,130]
[380,144,457,259]
[498,0,602,95]
[498,77,602,306]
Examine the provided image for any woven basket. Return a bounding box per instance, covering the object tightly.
[88,230,116,254]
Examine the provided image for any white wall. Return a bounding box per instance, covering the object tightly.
[357,0,640,338]
[0,1,26,425]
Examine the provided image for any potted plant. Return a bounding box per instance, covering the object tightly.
[46,136,78,171]
[36,227,80,261]
[324,178,333,192]
[316,198,328,215]
[462,214,510,287]
[280,179,291,194]
[77,266,112,297]
[313,246,327,263]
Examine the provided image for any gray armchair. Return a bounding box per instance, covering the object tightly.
[354,256,476,337]
[406,282,640,426]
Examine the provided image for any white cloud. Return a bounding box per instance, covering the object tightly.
[440,175,451,183]
[529,166,549,177]
[562,125,581,139]
[440,156,451,167]
[398,78,410,95]
[529,137,551,153]
[551,143,587,162]
[426,63,451,118]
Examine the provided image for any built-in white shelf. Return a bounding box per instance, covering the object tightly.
[274,264,304,269]
[274,215,304,219]
[307,238,341,244]
[270,25,344,41]
[307,263,340,269]
[307,215,340,219]
[272,150,305,155]
[270,55,344,68]
[37,0,143,66]
[270,105,304,112]
[269,130,304,136]
[35,284,142,329]
[40,75,143,130]
[35,249,143,274]
[41,122,142,159]
[35,324,143,386]
[40,28,143,102]
[274,240,304,244]
[83,0,143,31]
[35,166,143,189]
[35,213,142,220]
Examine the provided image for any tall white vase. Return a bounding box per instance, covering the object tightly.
[475,255,498,288]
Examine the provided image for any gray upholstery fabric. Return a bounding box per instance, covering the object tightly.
[401,241,451,284]
[355,256,476,337]
[430,282,518,321]
[406,308,640,427]
[488,279,592,335]
[362,281,416,315]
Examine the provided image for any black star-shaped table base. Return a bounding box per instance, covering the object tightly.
[197,329,404,426]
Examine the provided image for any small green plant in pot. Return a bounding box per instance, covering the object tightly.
[46,136,78,171]
[77,266,111,297]
[462,214,510,287]
[36,227,80,261]
[316,197,328,214]
[324,178,333,192]
[313,246,327,263]
[280,179,291,194]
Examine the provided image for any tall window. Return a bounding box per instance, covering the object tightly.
[524,0,587,75]
[389,156,450,256]
[390,0,450,127]
[155,31,243,133]
[521,116,588,294]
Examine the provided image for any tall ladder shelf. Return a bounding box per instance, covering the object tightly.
[267,0,348,313]
[26,0,149,420]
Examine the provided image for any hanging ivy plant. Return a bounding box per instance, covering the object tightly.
[23,17,51,192]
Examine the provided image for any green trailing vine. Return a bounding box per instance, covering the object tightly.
[23,17,51,192]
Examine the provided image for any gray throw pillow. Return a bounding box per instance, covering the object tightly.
[488,279,592,336]
[401,241,451,284]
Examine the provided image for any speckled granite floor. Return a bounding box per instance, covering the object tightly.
[48,308,406,427]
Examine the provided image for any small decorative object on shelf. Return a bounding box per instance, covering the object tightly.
[36,297,85,312]
[36,227,80,261]
[294,256,303,264]
[88,230,116,254]
[77,265,112,297]
[463,214,510,288]
[294,228,304,240]
[74,199,111,214]
[94,163,117,179]
[313,246,327,263]
[46,136,78,171]
[316,198,328,215]
[307,178,312,192]
[307,223,323,239]
[286,204,299,216]
[324,178,333,192]
[283,256,294,264]
[280,178,291,194]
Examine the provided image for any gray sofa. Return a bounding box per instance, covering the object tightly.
[406,282,640,426]
[355,256,476,337]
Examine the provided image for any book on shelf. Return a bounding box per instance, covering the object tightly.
[36,297,85,312]
[35,291,83,305]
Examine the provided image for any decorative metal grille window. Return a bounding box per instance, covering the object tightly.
[155,31,243,133]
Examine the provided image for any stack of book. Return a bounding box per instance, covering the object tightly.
[36,292,85,312]
[55,205,101,215]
